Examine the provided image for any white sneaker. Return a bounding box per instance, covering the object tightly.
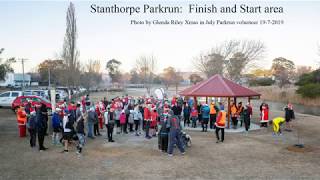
[168,154,173,157]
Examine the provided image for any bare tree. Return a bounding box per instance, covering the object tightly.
[80,60,102,90]
[135,55,157,95]
[61,2,80,88]
[194,40,265,80]
[271,57,295,88]
[194,53,224,78]
[106,59,122,83]
[189,73,203,84]
[0,48,15,81]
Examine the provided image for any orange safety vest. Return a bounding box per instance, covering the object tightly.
[210,104,216,114]
[215,111,226,128]
[231,105,237,117]
[17,108,27,126]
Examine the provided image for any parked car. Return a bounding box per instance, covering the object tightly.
[24,89,48,99]
[0,91,23,107]
[11,95,64,111]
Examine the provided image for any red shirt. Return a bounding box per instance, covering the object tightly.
[144,107,151,120]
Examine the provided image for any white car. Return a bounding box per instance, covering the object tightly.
[0,91,22,107]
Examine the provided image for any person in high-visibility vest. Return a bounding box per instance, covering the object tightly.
[17,106,27,137]
[215,109,226,143]
[272,117,285,136]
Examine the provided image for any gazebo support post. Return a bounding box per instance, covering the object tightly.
[248,97,251,103]
[206,97,208,104]
[193,96,197,109]
[227,97,230,129]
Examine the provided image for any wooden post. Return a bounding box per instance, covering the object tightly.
[227,97,230,129]
[206,97,208,104]
[248,97,251,103]
[193,96,197,109]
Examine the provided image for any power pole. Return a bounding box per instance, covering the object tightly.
[16,58,28,95]
[48,67,51,90]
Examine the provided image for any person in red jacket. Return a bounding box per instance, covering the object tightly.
[17,106,27,137]
[144,104,152,139]
[260,104,269,128]
[150,109,158,137]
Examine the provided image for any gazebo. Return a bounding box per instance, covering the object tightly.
[179,74,261,128]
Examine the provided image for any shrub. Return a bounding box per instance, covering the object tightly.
[249,78,275,86]
[296,83,320,98]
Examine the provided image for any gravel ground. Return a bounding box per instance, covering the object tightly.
[0,91,319,180]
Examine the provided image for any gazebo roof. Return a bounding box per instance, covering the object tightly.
[180,74,261,98]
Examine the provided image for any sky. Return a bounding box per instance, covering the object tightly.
[1,0,320,74]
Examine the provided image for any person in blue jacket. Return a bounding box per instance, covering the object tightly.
[51,108,62,145]
[201,104,210,132]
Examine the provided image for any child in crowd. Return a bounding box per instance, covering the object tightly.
[120,110,126,134]
[190,107,198,128]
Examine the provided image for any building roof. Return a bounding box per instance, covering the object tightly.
[179,74,261,98]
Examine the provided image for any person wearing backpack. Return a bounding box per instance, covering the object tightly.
[167,114,185,156]
[52,108,62,145]
[27,109,37,148]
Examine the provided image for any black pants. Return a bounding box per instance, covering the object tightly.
[159,134,168,152]
[94,123,100,136]
[215,127,224,142]
[202,118,209,132]
[124,114,129,133]
[44,118,48,135]
[145,121,150,137]
[244,119,250,131]
[184,114,190,127]
[210,114,216,129]
[129,123,134,132]
[29,129,37,147]
[232,117,238,128]
[261,122,268,128]
[134,120,139,132]
[106,124,114,141]
[121,124,125,133]
[38,130,45,150]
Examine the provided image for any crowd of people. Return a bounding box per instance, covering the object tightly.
[15,93,295,156]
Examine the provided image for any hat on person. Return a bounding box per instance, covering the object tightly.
[55,108,61,112]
